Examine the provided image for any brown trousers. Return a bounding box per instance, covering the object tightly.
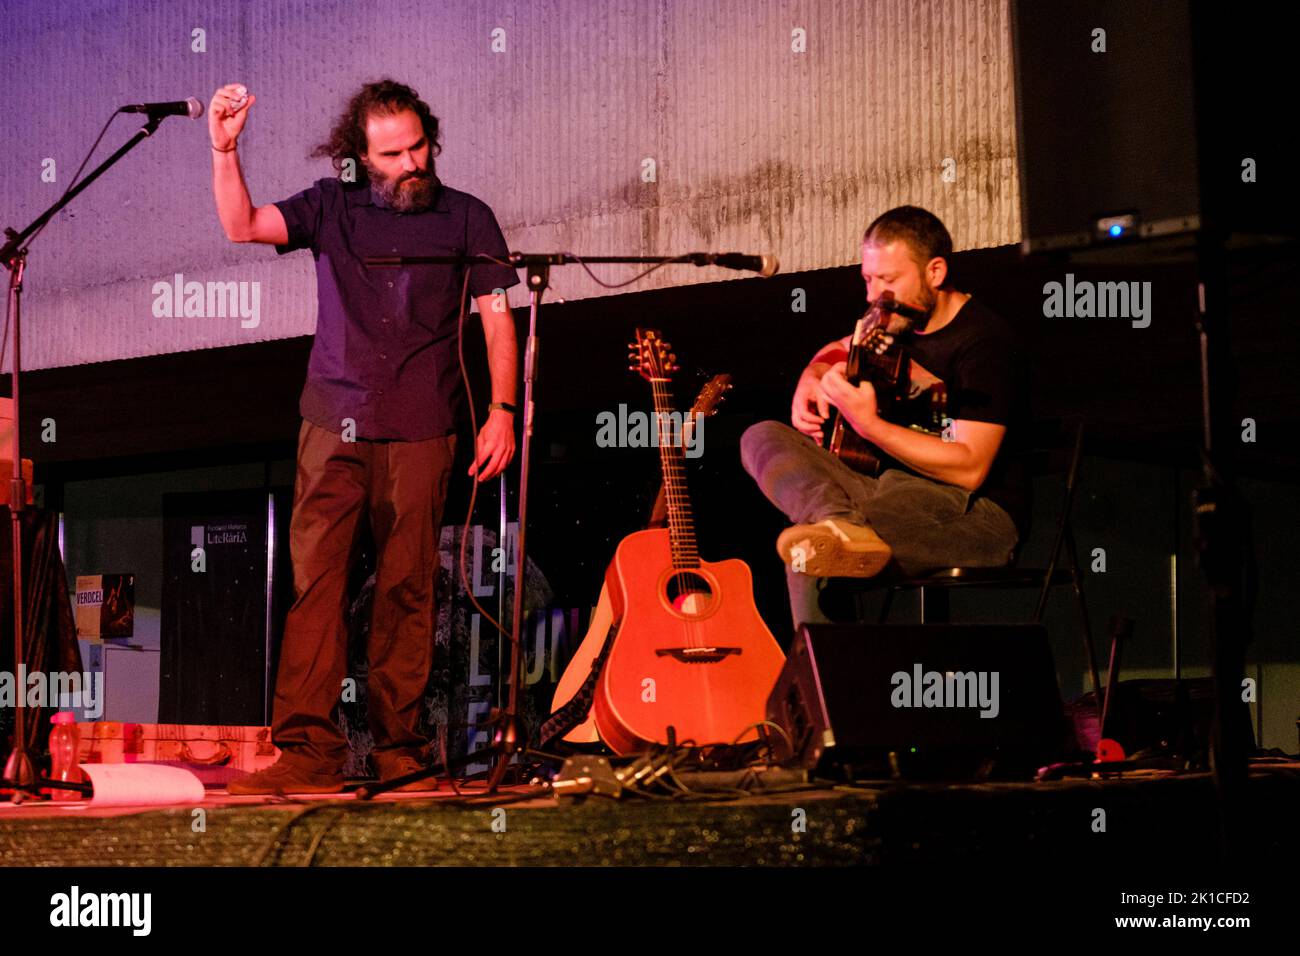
[272,419,457,773]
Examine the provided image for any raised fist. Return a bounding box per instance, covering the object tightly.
[209,83,256,150]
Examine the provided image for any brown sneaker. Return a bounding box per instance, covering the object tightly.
[777,518,893,578]
[226,758,345,795]
[373,755,440,794]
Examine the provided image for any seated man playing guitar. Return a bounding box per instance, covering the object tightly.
[740,205,1031,628]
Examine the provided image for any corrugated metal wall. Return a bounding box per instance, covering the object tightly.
[0,0,1019,370]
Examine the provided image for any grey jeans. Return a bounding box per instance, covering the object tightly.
[739,420,1019,627]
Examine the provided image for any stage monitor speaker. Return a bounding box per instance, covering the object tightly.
[159,488,292,725]
[1010,0,1296,253]
[766,623,1068,780]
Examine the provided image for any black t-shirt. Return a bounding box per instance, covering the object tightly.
[894,295,1033,540]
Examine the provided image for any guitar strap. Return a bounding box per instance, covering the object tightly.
[536,619,620,748]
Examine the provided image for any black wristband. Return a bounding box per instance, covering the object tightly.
[488,401,517,415]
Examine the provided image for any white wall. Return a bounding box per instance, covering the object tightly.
[1,0,1019,369]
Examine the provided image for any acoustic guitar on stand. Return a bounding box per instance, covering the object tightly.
[547,373,733,745]
[593,329,786,754]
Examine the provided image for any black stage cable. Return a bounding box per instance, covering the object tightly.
[248,784,554,866]
[455,266,510,642]
[448,250,717,776]
[452,250,705,639]
[249,801,342,867]
[298,806,346,867]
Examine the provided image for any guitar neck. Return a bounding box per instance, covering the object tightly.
[649,378,700,569]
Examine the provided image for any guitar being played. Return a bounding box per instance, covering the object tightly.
[823,290,949,477]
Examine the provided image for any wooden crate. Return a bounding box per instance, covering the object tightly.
[76,722,280,788]
[0,397,34,506]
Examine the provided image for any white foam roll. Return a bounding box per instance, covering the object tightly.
[80,763,206,807]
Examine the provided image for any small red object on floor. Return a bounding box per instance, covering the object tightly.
[1095,738,1125,762]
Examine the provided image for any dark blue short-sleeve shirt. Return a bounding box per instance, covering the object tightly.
[273,176,520,441]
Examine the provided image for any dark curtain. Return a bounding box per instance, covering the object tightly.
[0,507,80,763]
[159,489,289,725]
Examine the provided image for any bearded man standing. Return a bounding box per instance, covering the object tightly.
[209,78,520,794]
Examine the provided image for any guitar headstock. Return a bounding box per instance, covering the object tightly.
[691,373,733,417]
[629,328,678,382]
[851,290,915,357]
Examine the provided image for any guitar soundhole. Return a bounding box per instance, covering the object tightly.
[665,572,714,616]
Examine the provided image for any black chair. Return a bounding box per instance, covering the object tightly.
[869,416,1102,703]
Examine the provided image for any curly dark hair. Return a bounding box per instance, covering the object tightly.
[863,205,954,285]
[311,78,442,184]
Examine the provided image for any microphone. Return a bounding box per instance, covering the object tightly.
[688,252,779,278]
[120,98,205,119]
[870,294,930,323]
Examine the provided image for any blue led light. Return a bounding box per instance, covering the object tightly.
[1109,224,1123,237]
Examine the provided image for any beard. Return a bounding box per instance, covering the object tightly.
[869,279,939,330]
[915,279,939,320]
[365,161,437,213]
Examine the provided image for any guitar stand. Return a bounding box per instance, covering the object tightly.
[354,710,525,799]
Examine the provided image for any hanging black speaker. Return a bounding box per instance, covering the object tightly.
[1010,0,1297,253]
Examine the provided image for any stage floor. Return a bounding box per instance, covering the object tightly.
[1,762,1296,867]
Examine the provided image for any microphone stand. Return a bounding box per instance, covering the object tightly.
[1,114,163,799]
[356,251,765,797]
[1189,235,1252,862]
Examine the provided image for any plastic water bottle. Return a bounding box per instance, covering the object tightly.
[48,711,86,801]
